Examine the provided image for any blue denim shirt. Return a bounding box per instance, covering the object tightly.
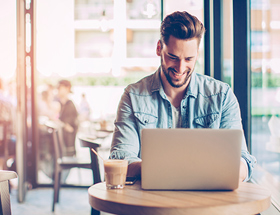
[110,68,257,180]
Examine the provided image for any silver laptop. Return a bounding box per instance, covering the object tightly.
[141,128,242,190]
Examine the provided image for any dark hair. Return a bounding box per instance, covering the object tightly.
[58,79,73,93]
[160,11,205,47]
[58,79,71,88]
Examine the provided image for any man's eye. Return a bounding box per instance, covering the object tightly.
[169,56,177,60]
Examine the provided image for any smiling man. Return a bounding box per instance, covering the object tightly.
[109,11,256,182]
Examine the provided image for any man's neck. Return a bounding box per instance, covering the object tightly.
[160,69,188,108]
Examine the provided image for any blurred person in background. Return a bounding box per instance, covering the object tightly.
[78,93,91,122]
[0,78,16,171]
[38,87,61,179]
[57,80,79,157]
[39,90,60,121]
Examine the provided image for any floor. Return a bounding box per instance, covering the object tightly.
[9,130,113,215]
[9,186,280,215]
[10,187,113,215]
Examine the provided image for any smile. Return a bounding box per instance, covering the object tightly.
[169,69,186,78]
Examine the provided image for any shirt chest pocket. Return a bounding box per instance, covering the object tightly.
[193,113,220,128]
[134,112,158,129]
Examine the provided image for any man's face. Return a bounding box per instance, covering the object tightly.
[57,85,70,98]
[157,36,199,89]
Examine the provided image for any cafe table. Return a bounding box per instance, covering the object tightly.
[88,180,271,215]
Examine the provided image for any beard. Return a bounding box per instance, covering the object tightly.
[161,58,193,88]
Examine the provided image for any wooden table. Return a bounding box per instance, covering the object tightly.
[88,181,271,215]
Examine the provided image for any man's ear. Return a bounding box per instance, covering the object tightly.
[156,40,162,56]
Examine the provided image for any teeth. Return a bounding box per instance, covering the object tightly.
[169,68,186,78]
[173,71,184,77]
[175,73,183,76]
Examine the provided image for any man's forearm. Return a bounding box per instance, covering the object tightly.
[239,160,248,182]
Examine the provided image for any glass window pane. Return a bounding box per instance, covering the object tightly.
[74,0,114,20]
[127,29,159,58]
[75,30,114,58]
[127,0,161,20]
[251,0,280,206]
[0,1,17,80]
[223,0,233,86]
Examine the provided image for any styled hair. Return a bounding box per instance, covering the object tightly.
[160,11,205,47]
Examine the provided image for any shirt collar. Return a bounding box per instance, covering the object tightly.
[185,72,198,99]
[151,67,162,93]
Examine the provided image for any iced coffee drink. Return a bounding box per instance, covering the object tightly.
[104,159,128,189]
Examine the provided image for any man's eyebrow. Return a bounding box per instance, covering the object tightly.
[167,53,179,58]
[185,56,195,59]
[168,52,195,59]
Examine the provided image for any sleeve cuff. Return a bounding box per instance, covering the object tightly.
[241,157,249,182]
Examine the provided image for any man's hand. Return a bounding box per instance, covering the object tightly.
[239,161,248,183]
[127,161,141,178]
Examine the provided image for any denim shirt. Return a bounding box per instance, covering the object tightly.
[110,68,257,180]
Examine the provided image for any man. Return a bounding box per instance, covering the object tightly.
[109,11,256,182]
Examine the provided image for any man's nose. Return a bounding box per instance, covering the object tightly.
[177,60,188,74]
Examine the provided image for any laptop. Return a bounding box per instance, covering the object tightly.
[141,128,242,190]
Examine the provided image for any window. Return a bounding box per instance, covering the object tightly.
[35,0,204,185]
[251,0,280,208]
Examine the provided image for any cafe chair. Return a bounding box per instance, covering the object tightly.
[78,129,113,184]
[78,137,102,185]
[45,122,92,212]
[78,135,109,215]
[0,170,17,215]
[78,130,112,215]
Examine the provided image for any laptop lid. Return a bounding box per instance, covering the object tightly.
[141,128,242,190]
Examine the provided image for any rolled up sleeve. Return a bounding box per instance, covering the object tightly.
[220,86,257,181]
[109,89,142,164]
